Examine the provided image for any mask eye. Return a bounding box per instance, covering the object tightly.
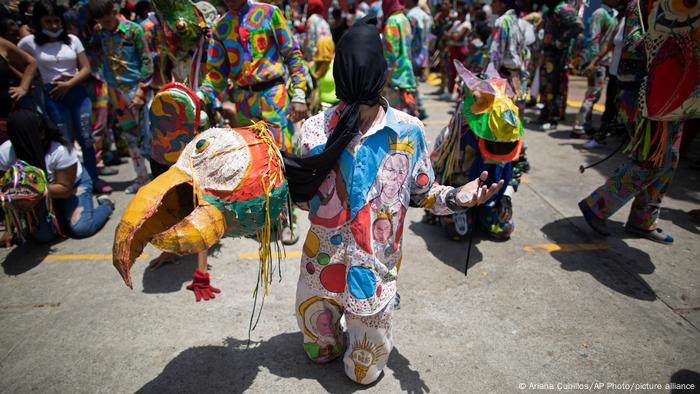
[195,139,210,154]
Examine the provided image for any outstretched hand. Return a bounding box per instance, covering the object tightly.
[186,269,221,302]
[455,171,504,208]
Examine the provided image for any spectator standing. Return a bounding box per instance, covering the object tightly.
[18,0,111,194]
[572,0,616,137]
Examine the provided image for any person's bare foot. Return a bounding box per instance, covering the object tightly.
[148,252,179,269]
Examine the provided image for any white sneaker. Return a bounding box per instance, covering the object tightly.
[125,178,149,194]
[583,139,602,149]
[541,122,558,131]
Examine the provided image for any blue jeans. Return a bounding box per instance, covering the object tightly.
[31,170,113,242]
[44,84,99,181]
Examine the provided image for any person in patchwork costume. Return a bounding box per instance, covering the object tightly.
[579,0,699,244]
[289,17,503,385]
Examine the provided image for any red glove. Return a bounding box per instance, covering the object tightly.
[186,269,221,302]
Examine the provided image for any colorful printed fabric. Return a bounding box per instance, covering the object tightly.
[542,1,583,51]
[233,83,292,151]
[140,13,167,90]
[583,122,683,230]
[539,48,567,123]
[303,13,331,62]
[199,1,307,105]
[295,279,394,384]
[576,65,606,129]
[87,78,109,165]
[296,104,457,319]
[488,9,526,71]
[406,6,430,70]
[92,19,154,99]
[384,85,421,119]
[616,0,646,82]
[107,86,149,179]
[383,13,417,90]
[581,4,615,67]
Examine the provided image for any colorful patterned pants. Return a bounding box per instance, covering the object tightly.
[106,86,150,180]
[296,281,394,385]
[583,122,683,230]
[576,66,605,129]
[540,49,567,123]
[89,79,109,166]
[233,83,292,152]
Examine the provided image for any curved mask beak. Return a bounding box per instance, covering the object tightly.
[112,167,226,288]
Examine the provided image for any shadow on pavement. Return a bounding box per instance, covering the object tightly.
[669,369,700,393]
[659,207,700,235]
[141,243,223,294]
[1,241,55,275]
[141,254,198,294]
[136,333,429,394]
[408,220,484,274]
[541,217,657,301]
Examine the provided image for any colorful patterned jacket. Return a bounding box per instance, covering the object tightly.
[198,1,307,104]
[489,9,526,70]
[581,4,616,67]
[384,12,417,90]
[91,19,154,98]
[296,104,459,315]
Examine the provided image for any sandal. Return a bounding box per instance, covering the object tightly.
[624,224,674,244]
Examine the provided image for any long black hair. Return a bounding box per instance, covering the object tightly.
[32,0,70,46]
[7,108,70,171]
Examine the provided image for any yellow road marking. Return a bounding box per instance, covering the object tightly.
[44,254,150,261]
[523,243,609,253]
[567,99,605,113]
[238,251,302,259]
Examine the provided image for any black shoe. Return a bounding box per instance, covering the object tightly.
[578,200,610,236]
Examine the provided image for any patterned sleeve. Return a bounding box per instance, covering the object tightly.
[271,6,307,93]
[488,18,506,69]
[132,24,153,84]
[407,121,458,216]
[582,10,603,65]
[383,18,401,74]
[198,34,229,105]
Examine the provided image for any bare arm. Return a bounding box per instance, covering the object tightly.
[48,164,77,199]
[67,51,91,87]
[2,36,37,99]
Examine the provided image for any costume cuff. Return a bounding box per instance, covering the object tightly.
[291,88,306,104]
[445,188,464,212]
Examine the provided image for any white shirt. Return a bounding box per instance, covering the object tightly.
[0,140,82,183]
[18,34,84,85]
[609,18,625,78]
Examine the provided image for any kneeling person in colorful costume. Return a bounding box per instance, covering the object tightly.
[289,18,503,385]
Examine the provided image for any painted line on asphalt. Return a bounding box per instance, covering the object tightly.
[239,251,302,259]
[523,243,609,253]
[43,254,150,261]
[567,99,605,113]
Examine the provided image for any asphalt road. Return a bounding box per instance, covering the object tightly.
[1,78,698,393]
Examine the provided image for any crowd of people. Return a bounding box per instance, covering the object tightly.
[0,0,697,386]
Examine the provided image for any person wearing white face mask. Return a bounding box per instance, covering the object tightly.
[17,0,112,195]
